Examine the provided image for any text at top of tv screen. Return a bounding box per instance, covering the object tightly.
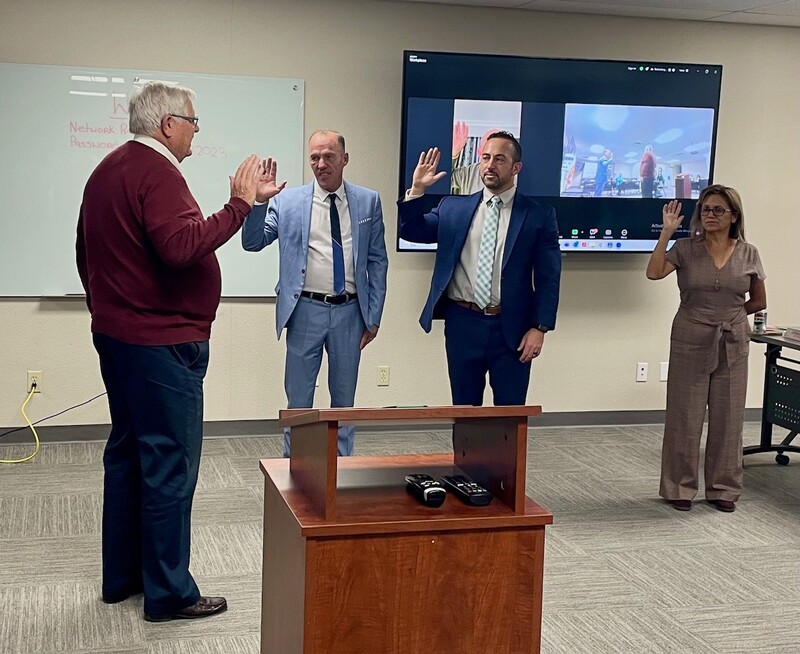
[398,51,723,253]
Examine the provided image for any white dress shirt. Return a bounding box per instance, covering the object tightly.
[304,181,356,295]
[448,186,516,306]
[133,134,181,171]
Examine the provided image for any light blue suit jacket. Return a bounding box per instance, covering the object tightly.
[242,181,388,338]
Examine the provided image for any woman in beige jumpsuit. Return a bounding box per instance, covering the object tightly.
[646,185,767,513]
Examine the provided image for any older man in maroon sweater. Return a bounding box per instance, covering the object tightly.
[76,82,284,622]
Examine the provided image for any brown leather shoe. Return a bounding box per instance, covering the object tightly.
[709,499,736,513]
[668,499,692,511]
[144,596,227,622]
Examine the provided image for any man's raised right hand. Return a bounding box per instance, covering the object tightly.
[255,157,287,203]
[229,154,261,207]
[410,147,447,196]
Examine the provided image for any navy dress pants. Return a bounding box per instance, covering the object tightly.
[443,302,532,406]
[93,333,207,616]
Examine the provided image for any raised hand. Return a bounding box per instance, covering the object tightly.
[452,121,469,158]
[255,157,287,203]
[661,200,684,234]
[411,147,447,195]
[229,154,261,206]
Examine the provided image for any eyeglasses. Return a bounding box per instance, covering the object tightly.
[169,114,199,127]
[700,205,732,217]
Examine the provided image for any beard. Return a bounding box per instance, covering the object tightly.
[481,171,509,190]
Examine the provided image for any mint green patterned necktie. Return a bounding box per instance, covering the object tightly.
[473,196,502,309]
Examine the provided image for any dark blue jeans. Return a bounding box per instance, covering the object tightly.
[93,333,208,616]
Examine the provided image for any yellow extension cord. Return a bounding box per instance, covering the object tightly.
[0,387,41,464]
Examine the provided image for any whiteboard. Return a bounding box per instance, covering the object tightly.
[0,63,304,297]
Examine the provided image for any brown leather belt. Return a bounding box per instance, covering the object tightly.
[453,300,501,316]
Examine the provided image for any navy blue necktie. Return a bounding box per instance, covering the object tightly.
[328,193,345,295]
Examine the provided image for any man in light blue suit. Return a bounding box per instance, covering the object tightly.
[242,130,388,456]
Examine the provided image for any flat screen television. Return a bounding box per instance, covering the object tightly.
[398,51,723,253]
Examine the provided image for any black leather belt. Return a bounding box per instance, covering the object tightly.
[300,291,358,305]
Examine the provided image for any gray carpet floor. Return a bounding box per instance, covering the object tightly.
[0,422,798,653]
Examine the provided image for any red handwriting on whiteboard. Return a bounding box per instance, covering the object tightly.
[192,145,228,158]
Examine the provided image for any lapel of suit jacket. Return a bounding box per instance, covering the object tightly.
[301,182,314,255]
[502,193,527,270]
[451,193,483,260]
[344,181,360,267]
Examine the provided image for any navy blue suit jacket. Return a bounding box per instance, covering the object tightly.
[398,192,561,350]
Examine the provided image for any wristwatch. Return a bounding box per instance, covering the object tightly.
[534,324,550,333]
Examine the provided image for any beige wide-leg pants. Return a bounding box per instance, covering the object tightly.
[660,336,748,502]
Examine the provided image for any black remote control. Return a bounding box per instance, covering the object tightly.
[440,474,493,506]
[405,473,447,508]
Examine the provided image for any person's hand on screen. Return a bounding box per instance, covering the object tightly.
[411,147,447,195]
[229,154,261,206]
[255,157,287,203]
[452,121,469,159]
[661,200,684,235]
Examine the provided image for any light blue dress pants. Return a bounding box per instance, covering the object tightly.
[283,296,364,456]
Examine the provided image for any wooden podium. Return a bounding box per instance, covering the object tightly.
[259,406,552,654]
[675,174,692,198]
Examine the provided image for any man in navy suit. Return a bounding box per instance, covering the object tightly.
[398,132,560,406]
[242,130,388,455]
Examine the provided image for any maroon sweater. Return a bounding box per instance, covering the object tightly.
[76,140,249,345]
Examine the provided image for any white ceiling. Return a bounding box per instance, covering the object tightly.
[372,0,800,27]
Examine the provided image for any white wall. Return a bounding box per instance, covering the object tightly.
[1,0,798,429]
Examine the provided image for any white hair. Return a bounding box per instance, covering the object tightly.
[128,82,196,136]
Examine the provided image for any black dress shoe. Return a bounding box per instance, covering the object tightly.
[668,499,692,511]
[144,596,227,622]
[709,499,736,513]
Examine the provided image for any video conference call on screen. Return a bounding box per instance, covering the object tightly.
[398,51,723,253]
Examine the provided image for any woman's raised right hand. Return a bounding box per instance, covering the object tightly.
[662,200,684,234]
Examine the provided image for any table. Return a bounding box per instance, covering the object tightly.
[746,334,800,465]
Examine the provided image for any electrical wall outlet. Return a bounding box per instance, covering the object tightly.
[636,362,648,383]
[27,370,42,393]
[377,366,390,387]
[660,362,669,382]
